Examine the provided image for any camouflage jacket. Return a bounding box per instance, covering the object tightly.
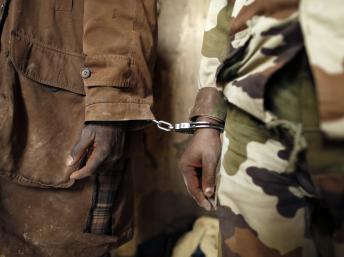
[191,0,344,139]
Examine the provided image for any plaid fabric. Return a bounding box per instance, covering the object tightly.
[85,159,125,235]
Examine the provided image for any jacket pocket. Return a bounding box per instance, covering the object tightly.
[9,31,85,95]
[6,31,86,188]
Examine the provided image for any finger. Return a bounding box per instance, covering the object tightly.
[67,128,94,166]
[181,166,212,211]
[202,156,218,198]
[70,147,106,180]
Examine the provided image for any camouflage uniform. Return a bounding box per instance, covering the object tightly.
[190,1,344,256]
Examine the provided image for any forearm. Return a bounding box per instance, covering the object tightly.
[190,0,233,123]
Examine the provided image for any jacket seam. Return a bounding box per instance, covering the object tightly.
[84,55,137,88]
[86,101,151,107]
[3,172,74,188]
[84,81,133,87]
[129,0,137,70]
[86,54,133,61]
[12,31,84,58]
[9,55,85,95]
[13,31,136,64]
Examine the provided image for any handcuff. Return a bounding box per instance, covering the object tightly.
[153,120,224,134]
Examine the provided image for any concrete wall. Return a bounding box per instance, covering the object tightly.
[116,0,210,255]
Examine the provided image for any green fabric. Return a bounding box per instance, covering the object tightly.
[266,53,344,175]
[223,107,273,176]
[224,52,344,176]
[201,5,232,62]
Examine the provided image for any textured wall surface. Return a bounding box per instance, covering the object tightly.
[116,0,211,255]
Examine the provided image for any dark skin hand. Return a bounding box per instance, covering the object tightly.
[179,117,222,211]
[66,122,126,180]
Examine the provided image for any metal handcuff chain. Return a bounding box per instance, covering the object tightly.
[152,119,224,134]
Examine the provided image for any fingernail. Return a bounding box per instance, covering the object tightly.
[205,187,214,197]
[201,199,212,211]
[66,156,74,166]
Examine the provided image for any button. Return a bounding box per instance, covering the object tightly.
[81,68,91,79]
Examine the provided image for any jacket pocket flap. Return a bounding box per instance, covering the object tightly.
[9,32,85,95]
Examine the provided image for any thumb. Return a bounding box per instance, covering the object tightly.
[67,128,94,166]
[202,156,218,198]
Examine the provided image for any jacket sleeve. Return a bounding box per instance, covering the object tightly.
[189,0,233,122]
[82,0,157,122]
[214,0,302,123]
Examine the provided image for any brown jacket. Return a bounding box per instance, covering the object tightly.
[0,0,157,188]
[0,0,157,254]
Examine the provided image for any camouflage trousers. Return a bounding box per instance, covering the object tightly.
[216,55,344,257]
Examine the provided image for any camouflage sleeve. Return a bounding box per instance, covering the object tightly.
[300,0,344,139]
[189,0,233,122]
[216,0,303,123]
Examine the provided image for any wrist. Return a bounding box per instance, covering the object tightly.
[196,116,223,125]
[194,117,223,135]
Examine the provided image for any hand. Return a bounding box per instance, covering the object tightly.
[179,117,222,211]
[66,122,126,180]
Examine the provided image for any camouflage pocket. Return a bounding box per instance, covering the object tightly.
[265,52,344,176]
[222,105,286,176]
